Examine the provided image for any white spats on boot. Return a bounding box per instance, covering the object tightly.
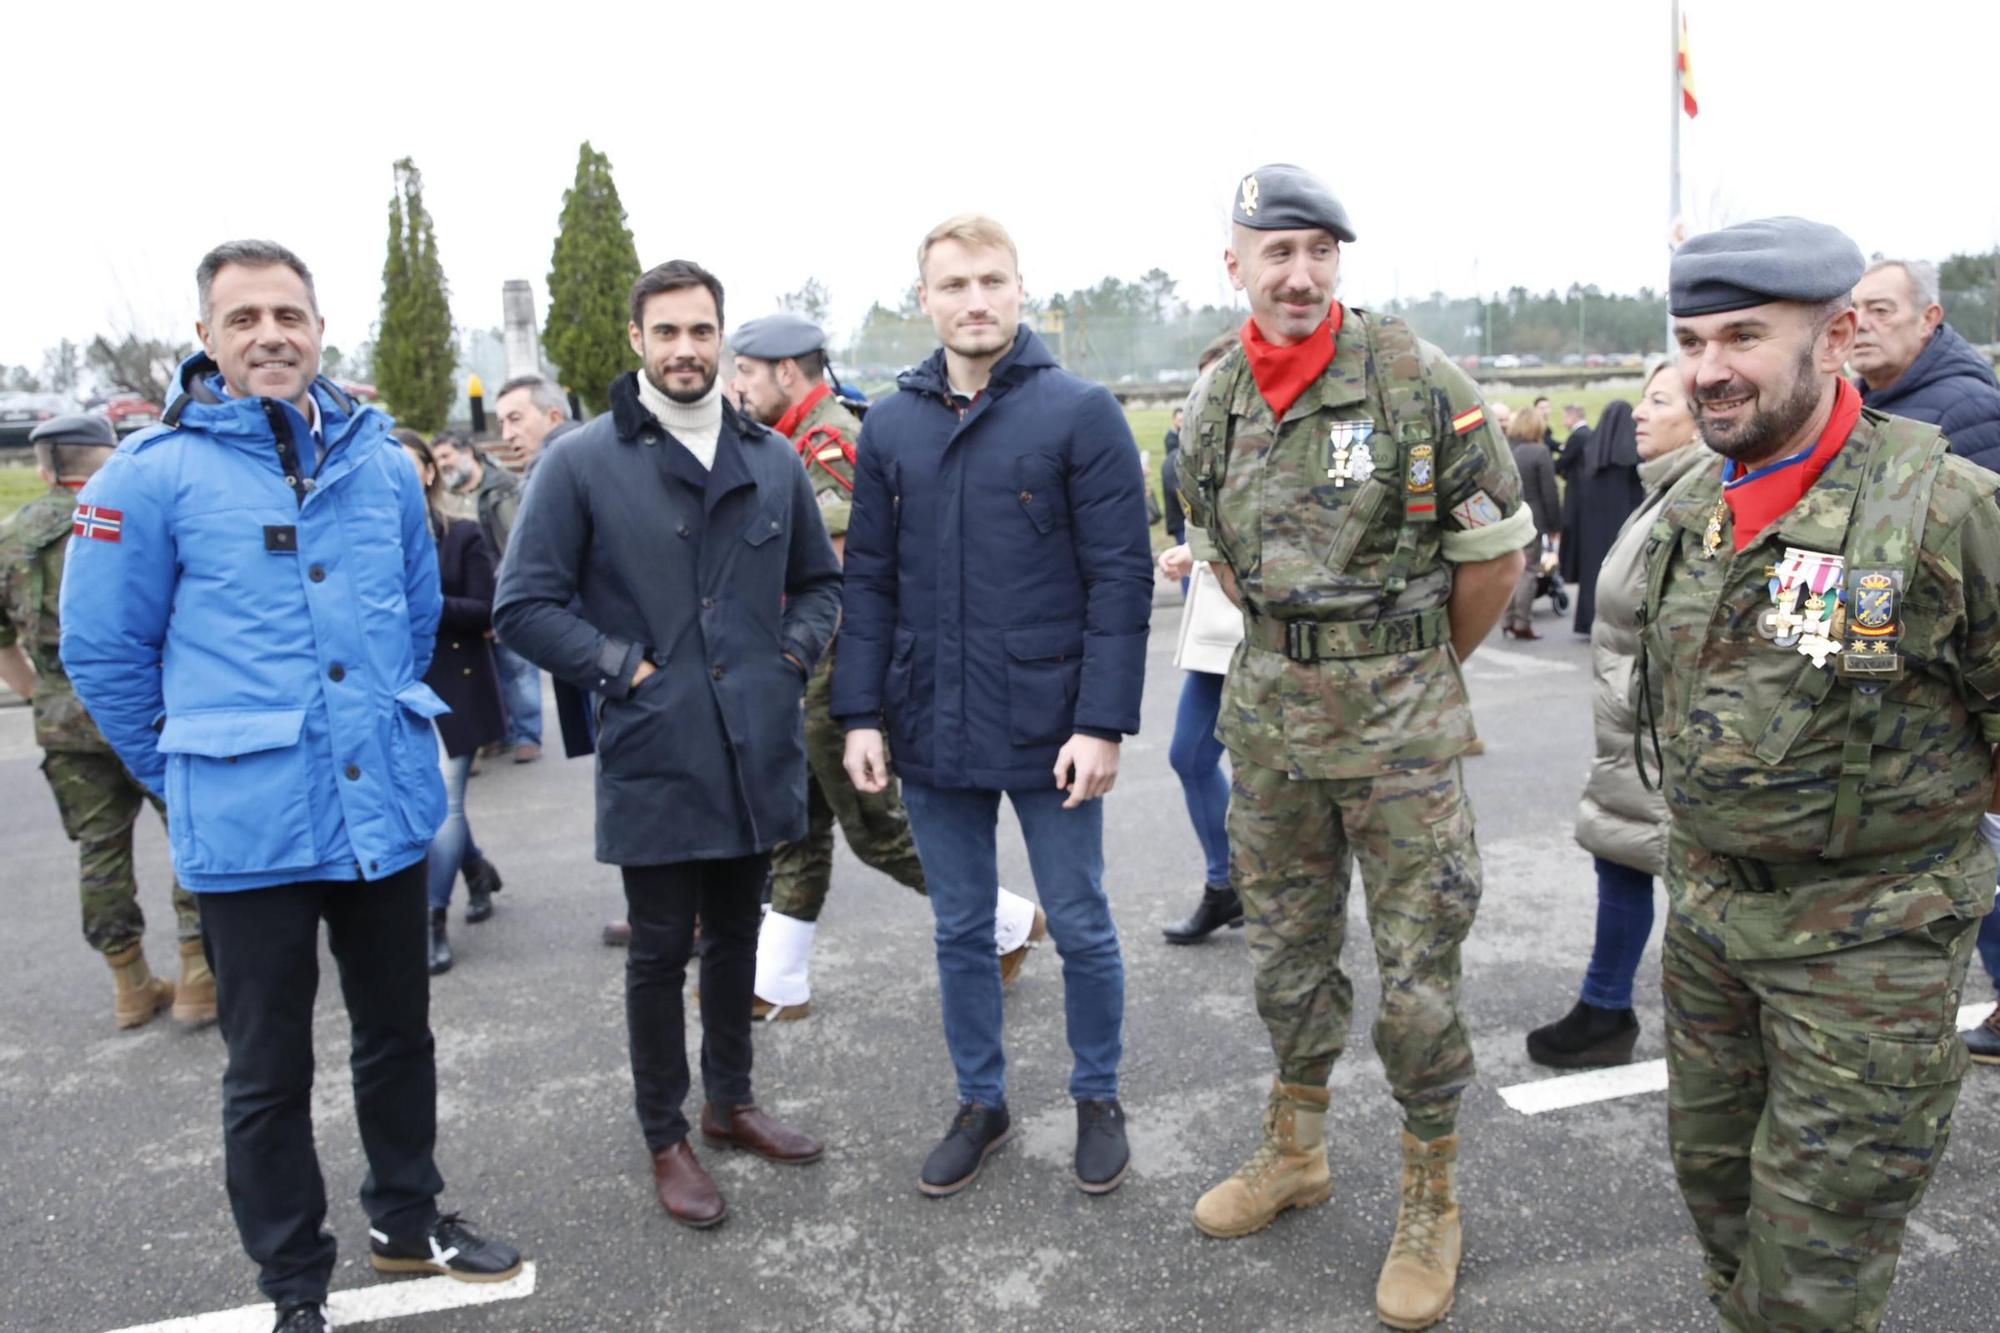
[753,911,817,1006]
[993,886,1039,954]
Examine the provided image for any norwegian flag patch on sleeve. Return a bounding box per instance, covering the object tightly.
[72,505,124,542]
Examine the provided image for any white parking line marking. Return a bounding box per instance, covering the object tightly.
[1498,1004,1992,1116]
[105,1262,537,1333]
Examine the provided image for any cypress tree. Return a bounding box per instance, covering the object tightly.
[544,141,641,415]
[375,156,456,433]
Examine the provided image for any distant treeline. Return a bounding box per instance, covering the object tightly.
[838,251,2000,383]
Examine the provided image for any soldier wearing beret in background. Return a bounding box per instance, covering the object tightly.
[728,313,1044,1022]
[1645,216,2000,1332]
[1177,163,1529,1330]
[0,414,211,1030]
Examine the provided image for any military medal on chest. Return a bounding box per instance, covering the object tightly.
[1701,496,1728,558]
[1326,420,1376,487]
[1757,547,1846,667]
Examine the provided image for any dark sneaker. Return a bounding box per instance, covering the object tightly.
[272,1303,330,1333]
[1965,1005,2000,1065]
[369,1213,523,1283]
[1526,999,1639,1069]
[919,1102,1011,1197]
[1074,1098,1130,1195]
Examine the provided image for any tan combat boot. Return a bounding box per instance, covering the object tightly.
[172,939,217,1025]
[106,944,174,1030]
[1192,1078,1332,1238]
[1375,1130,1463,1330]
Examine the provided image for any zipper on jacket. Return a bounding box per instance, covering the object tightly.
[262,399,323,508]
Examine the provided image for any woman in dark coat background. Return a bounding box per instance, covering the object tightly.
[1556,398,1646,635]
[398,432,507,975]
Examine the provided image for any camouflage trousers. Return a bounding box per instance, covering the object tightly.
[1229,756,1481,1138]
[40,749,199,955]
[1663,913,1975,1333]
[769,641,927,922]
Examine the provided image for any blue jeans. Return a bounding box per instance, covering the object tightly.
[1979,878,2000,996]
[493,642,543,749]
[900,780,1125,1106]
[1170,670,1230,887]
[425,748,482,910]
[1579,856,1655,1010]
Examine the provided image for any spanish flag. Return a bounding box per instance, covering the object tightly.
[1679,15,1698,118]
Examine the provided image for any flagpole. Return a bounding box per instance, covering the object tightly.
[1668,0,1681,352]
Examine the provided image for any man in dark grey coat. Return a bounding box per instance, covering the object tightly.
[494,260,842,1230]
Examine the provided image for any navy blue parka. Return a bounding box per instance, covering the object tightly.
[831,327,1153,790]
[1856,322,2000,474]
[494,373,842,866]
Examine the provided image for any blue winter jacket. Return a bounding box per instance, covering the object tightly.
[830,327,1153,790]
[60,354,446,891]
[1856,323,2000,474]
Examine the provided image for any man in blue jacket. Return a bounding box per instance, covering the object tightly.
[60,241,520,1333]
[835,214,1153,1198]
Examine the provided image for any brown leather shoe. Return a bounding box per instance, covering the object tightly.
[701,1102,825,1165]
[651,1140,726,1228]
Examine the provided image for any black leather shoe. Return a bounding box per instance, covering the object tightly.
[427,909,453,976]
[1074,1098,1130,1195]
[1964,1005,2000,1065]
[1162,885,1244,944]
[272,1303,329,1333]
[919,1102,1011,1197]
[463,855,502,924]
[1526,999,1639,1068]
[370,1212,523,1282]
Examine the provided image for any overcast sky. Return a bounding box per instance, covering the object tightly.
[5,0,1996,371]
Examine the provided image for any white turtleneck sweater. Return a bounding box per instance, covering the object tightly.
[635,372,723,470]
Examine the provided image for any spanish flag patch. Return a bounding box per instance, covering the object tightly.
[1451,406,1486,435]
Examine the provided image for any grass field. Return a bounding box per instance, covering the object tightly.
[0,462,43,523]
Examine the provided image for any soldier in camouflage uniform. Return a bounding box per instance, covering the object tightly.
[0,415,209,1029]
[729,314,1043,1021]
[1643,218,2000,1333]
[1176,165,1530,1331]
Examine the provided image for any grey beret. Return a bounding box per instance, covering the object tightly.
[1231,163,1356,243]
[1669,216,1864,317]
[730,312,826,361]
[29,413,116,448]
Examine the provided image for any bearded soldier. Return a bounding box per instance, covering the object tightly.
[1645,217,2000,1332]
[1177,164,1528,1330]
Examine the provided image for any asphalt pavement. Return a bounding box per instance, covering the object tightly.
[2,601,1996,1333]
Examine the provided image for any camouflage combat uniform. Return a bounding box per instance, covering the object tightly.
[1180,309,1530,1135]
[768,386,927,919]
[1640,409,2000,1332]
[0,484,197,954]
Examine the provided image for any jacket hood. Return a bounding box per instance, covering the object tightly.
[1860,323,1995,407]
[896,325,1057,397]
[161,351,362,447]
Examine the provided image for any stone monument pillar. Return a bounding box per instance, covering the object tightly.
[501,280,543,382]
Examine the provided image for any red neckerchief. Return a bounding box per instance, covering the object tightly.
[1241,304,1342,420]
[1722,378,1863,551]
[57,480,86,491]
[773,381,834,440]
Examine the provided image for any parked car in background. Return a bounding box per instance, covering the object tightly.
[0,393,71,448]
[102,394,163,435]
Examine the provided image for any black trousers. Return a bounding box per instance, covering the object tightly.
[199,862,443,1306]
[622,855,767,1150]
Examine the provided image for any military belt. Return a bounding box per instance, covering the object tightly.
[1707,842,1969,894]
[1245,607,1449,663]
